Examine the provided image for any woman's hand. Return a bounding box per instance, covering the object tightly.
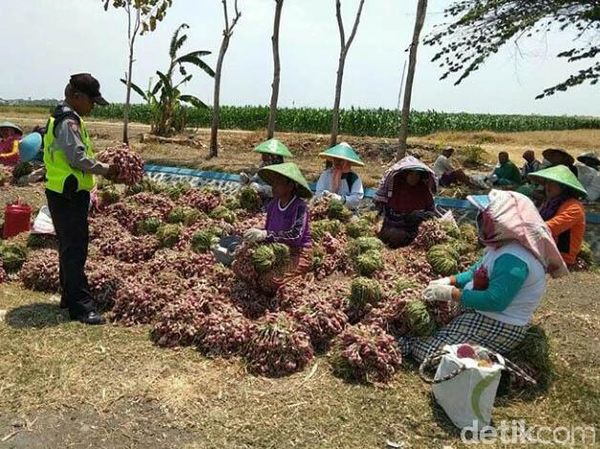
[428,277,453,287]
[244,228,267,243]
[423,284,460,302]
[323,190,342,202]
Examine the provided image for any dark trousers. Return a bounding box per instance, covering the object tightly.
[45,176,95,318]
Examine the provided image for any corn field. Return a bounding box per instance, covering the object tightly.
[3,103,597,137]
[89,104,600,137]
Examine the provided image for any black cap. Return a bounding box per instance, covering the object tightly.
[69,73,109,106]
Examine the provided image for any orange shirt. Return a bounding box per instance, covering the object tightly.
[545,198,586,265]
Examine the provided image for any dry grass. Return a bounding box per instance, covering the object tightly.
[418,129,600,163]
[5,112,600,189]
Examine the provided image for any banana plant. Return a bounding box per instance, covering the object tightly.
[122,23,215,136]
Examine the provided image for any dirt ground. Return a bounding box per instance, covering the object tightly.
[0,115,599,448]
[0,272,597,449]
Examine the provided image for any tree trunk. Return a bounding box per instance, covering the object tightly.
[397,0,428,160]
[123,49,134,144]
[209,36,230,158]
[123,3,140,145]
[330,51,347,148]
[267,0,284,139]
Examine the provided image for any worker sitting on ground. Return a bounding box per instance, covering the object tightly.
[400,190,567,363]
[239,138,292,200]
[574,151,600,202]
[542,148,578,176]
[529,165,587,267]
[489,151,521,186]
[374,155,438,248]
[315,142,364,210]
[520,150,541,177]
[0,121,24,166]
[433,147,473,187]
[243,162,313,294]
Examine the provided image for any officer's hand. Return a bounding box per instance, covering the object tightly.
[106,164,120,181]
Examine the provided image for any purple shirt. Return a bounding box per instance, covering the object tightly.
[265,196,312,248]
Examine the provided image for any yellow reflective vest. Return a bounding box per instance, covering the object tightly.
[43,117,95,193]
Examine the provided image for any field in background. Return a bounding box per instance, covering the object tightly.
[90,104,600,136]
[2,104,600,137]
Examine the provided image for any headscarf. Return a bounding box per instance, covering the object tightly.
[539,192,570,221]
[388,171,434,214]
[473,190,568,278]
[374,156,436,205]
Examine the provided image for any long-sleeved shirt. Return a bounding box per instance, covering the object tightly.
[454,242,546,326]
[433,155,454,178]
[315,168,364,209]
[493,161,521,185]
[51,103,108,176]
[576,162,600,202]
[521,159,541,177]
[265,196,312,248]
[545,197,586,265]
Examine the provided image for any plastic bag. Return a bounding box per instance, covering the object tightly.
[439,210,457,228]
[424,344,504,429]
[32,206,55,235]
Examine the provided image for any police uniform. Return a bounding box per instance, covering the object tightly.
[44,74,109,324]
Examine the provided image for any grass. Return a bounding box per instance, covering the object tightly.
[0,271,599,448]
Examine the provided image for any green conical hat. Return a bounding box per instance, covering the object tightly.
[0,121,22,134]
[319,142,364,166]
[528,165,587,197]
[254,139,293,158]
[258,162,313,199]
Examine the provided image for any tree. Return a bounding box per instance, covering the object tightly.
[424,0,600,99]
[209,0,242,159]
[123,24,215,136]
[330,0,366,148]
[397,0,428,160]
[267,0,284,139]
[102,0,173,144]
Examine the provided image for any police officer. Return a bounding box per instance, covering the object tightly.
[44,73,117,325]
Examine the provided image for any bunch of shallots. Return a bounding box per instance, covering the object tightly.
[330,324,402,383]
[97,145,145,185]
[245,312,314,377]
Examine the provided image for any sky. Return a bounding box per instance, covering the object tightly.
[1,0,598,116]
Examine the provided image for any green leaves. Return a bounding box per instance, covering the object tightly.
[169,23,190,58]
[122,22,214,136]
[92,105,600,136]
[119,78,149,101]
[179,95,209,109]
[100,0,173,34]
[175,51,216,77]
[425,0,600,98]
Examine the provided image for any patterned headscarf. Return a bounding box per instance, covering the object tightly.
[373,156,436,205]
[474,190,568,278]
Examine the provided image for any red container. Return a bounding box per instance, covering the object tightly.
[3,202,32,238]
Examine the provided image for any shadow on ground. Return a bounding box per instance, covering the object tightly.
[5,302,68,329]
